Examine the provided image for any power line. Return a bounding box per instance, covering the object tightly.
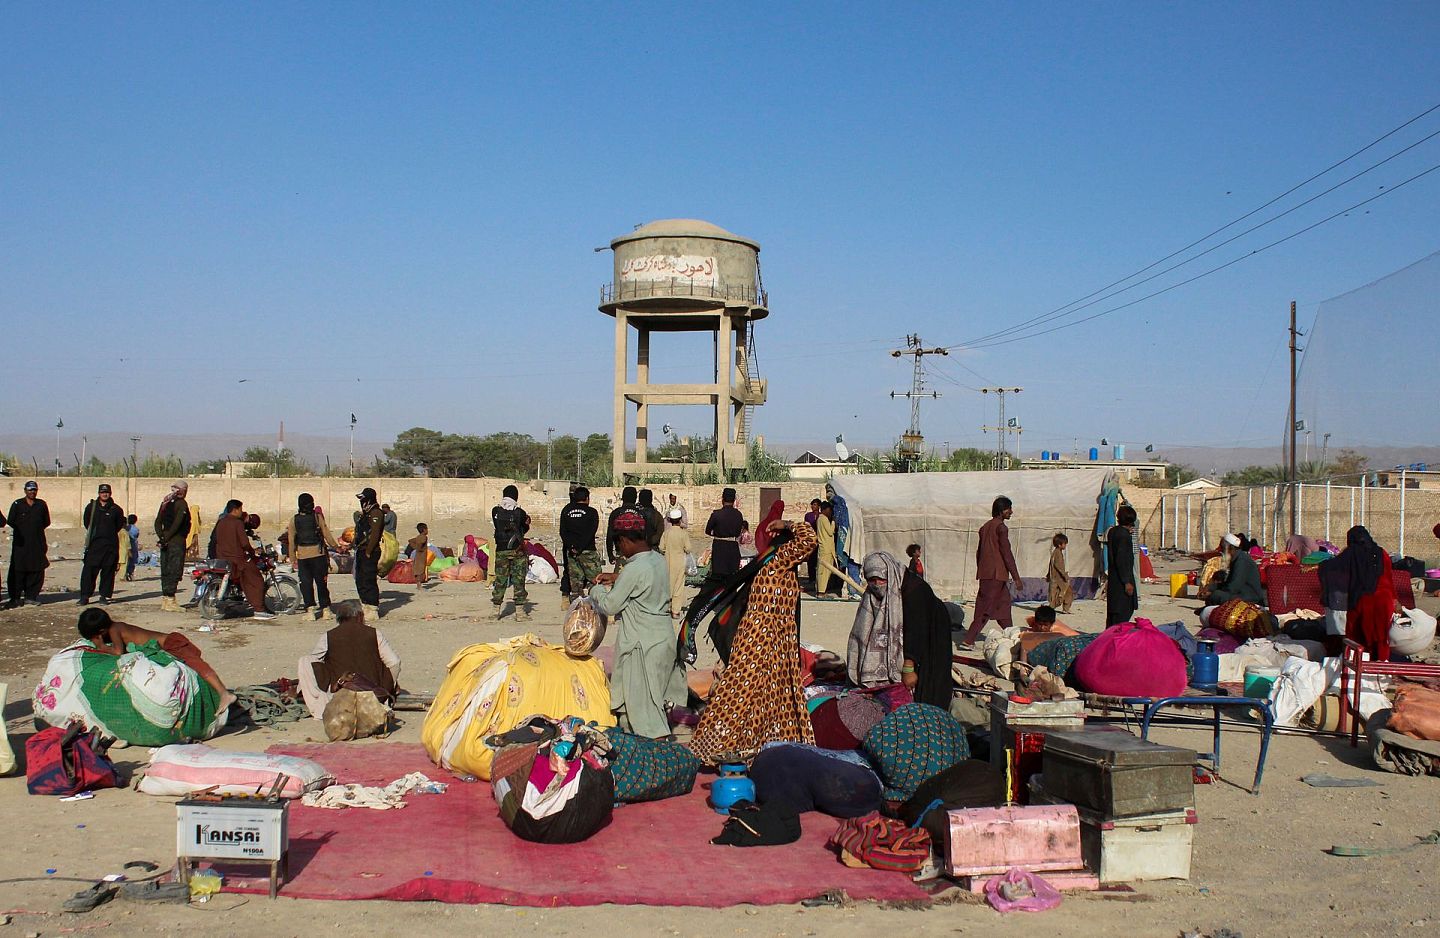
[958,123,1440,348]
[956,158,1440,350]
[953,101,1440,349]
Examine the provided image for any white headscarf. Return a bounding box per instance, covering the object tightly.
[846,551,907,687]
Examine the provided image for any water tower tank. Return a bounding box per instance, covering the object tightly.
[1089,447,1099,461]
[1041,450,1050,461]
[600,219,767,319]
[1114,444,1126,461]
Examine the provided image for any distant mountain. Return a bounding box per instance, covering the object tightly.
[1,431,388,472]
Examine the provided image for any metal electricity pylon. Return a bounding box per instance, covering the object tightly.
[889,334,948,464]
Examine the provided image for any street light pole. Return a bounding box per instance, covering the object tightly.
[546,428,555,480]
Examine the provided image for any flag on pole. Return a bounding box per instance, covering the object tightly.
[350,413,357,425]
[56,417,63,429]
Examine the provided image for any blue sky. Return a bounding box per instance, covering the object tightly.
[3,2,1438,462]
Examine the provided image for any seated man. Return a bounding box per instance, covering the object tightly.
[77,608,235,710]
[298,599,402,720]
[1025,604,1080,636]
[1201,533,1265,606]
[1019,604,1080,659]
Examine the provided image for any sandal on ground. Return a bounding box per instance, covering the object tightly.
[63,882,117,913]
[119,880,190,903]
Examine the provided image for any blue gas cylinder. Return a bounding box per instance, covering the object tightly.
[1190,639,1219,690]
[711,762,756,815]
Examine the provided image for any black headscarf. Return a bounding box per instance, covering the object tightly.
[1318,525,1387,612]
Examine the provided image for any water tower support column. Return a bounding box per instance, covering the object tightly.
[715,310,733,475]
[635,327,650,465]
[613,309,629,481]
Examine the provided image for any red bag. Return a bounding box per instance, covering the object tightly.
[26,723,119,796]
[1073,618,1187,698]
[828,811,932,872]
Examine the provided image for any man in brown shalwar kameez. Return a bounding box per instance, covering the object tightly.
[961,496,1022,646]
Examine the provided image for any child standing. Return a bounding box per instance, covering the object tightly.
[1047,533,1073,613]
[906,543,925,579]
[408,523,430,588]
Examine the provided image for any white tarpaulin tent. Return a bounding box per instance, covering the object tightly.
[831,468,1116,600]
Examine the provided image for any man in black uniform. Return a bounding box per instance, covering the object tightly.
[353,487,386,619]
[79,483,126,605]
[704,487,745,580]
[559,486,601,601]
[636,488,663,549]
[605,485,639,567]
[6,480,50,607]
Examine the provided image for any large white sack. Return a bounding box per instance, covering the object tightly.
[137,743,333,798]
[1391,608,1438,657]
[526,555,558,584]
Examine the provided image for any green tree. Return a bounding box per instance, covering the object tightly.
[1221,464,1286,486]
[238,445,311,478]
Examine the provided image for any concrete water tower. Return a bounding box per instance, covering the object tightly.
[600,219,768,482]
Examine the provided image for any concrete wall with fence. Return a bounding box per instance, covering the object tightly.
[1137,476,1440,560]
[0,476,835,540]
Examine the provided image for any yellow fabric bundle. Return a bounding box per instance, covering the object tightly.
[421,634,614,780]
[377,532,400,576]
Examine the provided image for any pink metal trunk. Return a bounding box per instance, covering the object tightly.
[942,804,1083,877]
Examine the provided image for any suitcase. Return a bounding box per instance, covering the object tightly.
[942,804,1083,877]
[1031,781,1196,882]
[988,692,1086,768]
[1041,730,1195,818]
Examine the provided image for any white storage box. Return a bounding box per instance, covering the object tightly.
[1080,806,1194,882]
[1031,780,1194,882]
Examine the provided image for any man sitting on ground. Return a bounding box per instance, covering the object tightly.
[77,607,235,710]
[1201,533,1265,606]
[1025,604,1080,636]
[297,599,402,720]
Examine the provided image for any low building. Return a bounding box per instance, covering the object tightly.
[1018,457,1169,483]
[1176,476,1221,491]
[787,450,860,482]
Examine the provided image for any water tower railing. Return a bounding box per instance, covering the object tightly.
[600,278,766,307]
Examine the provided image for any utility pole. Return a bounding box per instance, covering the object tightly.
[1287,300,1301,534]
[55,417,64,476]
[889,334,947,466]
[576,438,583,482]
[130,436,141,472]
[979,388,1023,469]
[546,428,556,480]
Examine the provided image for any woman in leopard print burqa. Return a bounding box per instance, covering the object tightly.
[690,517,818,764]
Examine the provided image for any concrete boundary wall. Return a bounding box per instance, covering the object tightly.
[0,476,832,536]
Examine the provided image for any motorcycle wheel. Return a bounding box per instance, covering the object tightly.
[197,586,224,620]
[265,576,303,615]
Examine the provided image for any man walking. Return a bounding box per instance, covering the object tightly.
[6,481,50,607]
[353,487,386,620]
[962,496,1022,646]
[490,484,531,620]
[79,483,126,605]
[213,499,275,620]
[155,480,192,612]
[704,487,745,580]
[559,486,601,601]
[667,492,688,529]
[606,485,639,566]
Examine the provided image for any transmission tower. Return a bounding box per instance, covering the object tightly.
[979,387,1023,469]
[889,334,948,464]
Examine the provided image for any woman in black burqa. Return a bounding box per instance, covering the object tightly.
[1105,504,1139,627]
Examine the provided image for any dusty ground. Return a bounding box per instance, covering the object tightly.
[3,519,1439,937]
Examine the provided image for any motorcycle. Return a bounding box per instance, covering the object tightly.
[189,541,302,619]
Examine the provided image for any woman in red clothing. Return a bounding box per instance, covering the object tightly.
[1319,526,1399,661]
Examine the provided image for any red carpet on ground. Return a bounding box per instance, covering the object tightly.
[219,743,930,907]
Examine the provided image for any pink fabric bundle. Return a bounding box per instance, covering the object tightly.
[1073,618,1187,698]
